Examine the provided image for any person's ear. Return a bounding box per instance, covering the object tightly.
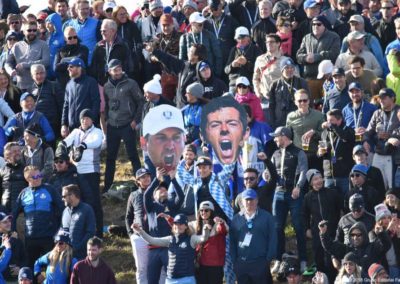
[140,136,147,151]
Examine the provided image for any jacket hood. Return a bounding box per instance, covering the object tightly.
[46,13,64,38]
[195,60,214,84]
[349,221,368,247]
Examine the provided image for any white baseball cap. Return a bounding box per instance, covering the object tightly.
[235,76,250,86]
[317,60,334,79]
[103,1,116,11]
[189,12,206,23]
[142,105,186,137]
[234,26,250,39]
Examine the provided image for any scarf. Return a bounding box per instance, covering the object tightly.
[277,31,293,56]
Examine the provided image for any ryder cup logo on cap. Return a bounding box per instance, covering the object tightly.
[143,105,186,137]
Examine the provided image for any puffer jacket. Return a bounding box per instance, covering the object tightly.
[296,29,341,79]
[0,162,27,213]
[234,91,265,122]
[104,74,144,127]
[46,13,65,79]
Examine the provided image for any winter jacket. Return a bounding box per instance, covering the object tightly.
[4,111,55,143]
[31,79,64,128]
[0,248,11,284]
[179,30,222,76]
[267,76,309,128]
[251,17,277,54]
[344,184,380,214]
[296,30,341,79]
[141,15,162,42]
[63,17,100,64]
[34,252,77,284]
[125,188,148,236]
[322,85,351,114]
[0,235,26,282]
[62,201,96,260]
[70,258,116,284]
[62,74,100,129]
[234,91,265,122]
[63,125,103,174]
[90,35,132,86]
[46,13,65,79]
[224,42,261,88]
[195,61,227,100]
[5,38,50,91]
[0,0,19,20]
[369,228,400,271]
[182,103,203,144]
[152,49,197,108]
[335,210,375,244]
[22,140,54,182]
[204,14,239,65]
[54,43,89,89]
[320,123,355,179]
[1,88,22,114]
[374,19,396,52]
[386,53,400,104]
[0,161,27,213]
[0,97,14,127]
[12,183,64,239]
[229,0,259,31]
[321,222,391,278]
[104,74,144,127]
[48,165,79,195]
[342,100,378,129]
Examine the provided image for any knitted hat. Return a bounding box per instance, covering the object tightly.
[18,267,33,281]
[351,164,368,176]
[374,204,391,221]
[183,0,198,10]
[343,252,357,264]
[349,193,364,211]
[306,169,322,183]
[368,263,385,280]
[150,0,163,10]
[79,108,94,121]
[186,82,204,98]
[312,15,330,29]
[143,74,162,95]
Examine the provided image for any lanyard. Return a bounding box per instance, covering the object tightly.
[353,101,363,128]
[191,32,202,44]
[384,110,394,131]
[280,148,285,178]
[328,131,340,158]
[245,6,258,26]
[212,16,225,38]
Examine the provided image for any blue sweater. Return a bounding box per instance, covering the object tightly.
[0,248,11,284]
[342,100,378,129]
[34,251,77,284]
[230,209,277,262]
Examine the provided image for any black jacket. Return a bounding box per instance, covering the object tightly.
[251,17,277,54]
[55,43,89,89]
[335,210,375,244]
[1,0,19,20]
[48,165,79,195]
[344,185,380,214]
[0,162,27,213]
[374,18,396,51]
[196,61,228,100]
[125,188,147,236]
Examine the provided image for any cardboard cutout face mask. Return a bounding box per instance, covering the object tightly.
[142,105,186,171]
[200,96,248,164]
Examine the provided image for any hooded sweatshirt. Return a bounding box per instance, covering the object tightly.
[46,13,65,79]
[234,91,265,122]
[195,61,228,100]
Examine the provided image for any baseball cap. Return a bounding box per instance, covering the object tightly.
[349,193,364,211]
[234,26,250,39]
[0,212,12,222]
[242,188,258,199]
[54,145,69,161]
[199,201,215,211]
[196,156,212,166]
[348,82,362,91]
[347,31,366,41]
[20,92,35,102]
[352,145,367,156]
[68,57,85,68]
[378,88,396,98]
[235,76,250,86]
[280,58,296,72]
[304,0,320,9]
[103,1,116,11]
[270,126,292,139]
[142,104,186,137]
[54,229,72,246]
[189,12,206,23]
[135,168,151,179]
[150,0,163,11]
[317,60,334,79]
[107,59,122,70]
[37,12,48,22]
[19,267,33,281]
[173,213,188,225]
[348,14,364,24]
[332,67,345,77]
[5,31,18,40]
[198,61,210,72]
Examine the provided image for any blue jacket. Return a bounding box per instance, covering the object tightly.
[144,178,184,238]
[230,209,277,263]
[61,201,95,260]
[12,184,64,239]
[46,13,65,79]
[249,120,273,153]
[34,251,77,284]
[342,100,378,129]
[182,103,202,143]
[0,248,11,284]
[4,111,55,143]
[62,74,100,129]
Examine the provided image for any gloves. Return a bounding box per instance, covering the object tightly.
[72,143,87,162]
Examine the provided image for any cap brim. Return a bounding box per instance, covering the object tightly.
[317,72,324,79]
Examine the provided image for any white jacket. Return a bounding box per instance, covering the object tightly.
[63,125,103,174]
[0,98,14,127]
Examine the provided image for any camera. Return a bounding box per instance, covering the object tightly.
[110,99,120,111]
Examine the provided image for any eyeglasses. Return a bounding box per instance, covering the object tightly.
[244,177,256,181]
[312,22,322,26]
[27,29,37,33]
[381,6,394,9]
[350,173,361,178]
[10,21,19,25]
[55,160,66,164]
[7,38,17,41]
[297,99,309,103]
[31,174,43,180]
[237,84,248,89]
[67,36,78,40]
[350,233,362,238]
[105,8,113,13]
[199,209,210,213]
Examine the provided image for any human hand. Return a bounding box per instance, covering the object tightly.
[61,125,69,138]
[291,186,300,199]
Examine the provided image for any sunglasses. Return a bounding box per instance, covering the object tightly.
[27,29,37,33]
[351,208,362,213]
[350,173,361,178]
[244,177,256,181]
[31,174,43,180]
[55,160,66,164]
[312,22,322,26]
[67,36,78,40]
[381,6,393,9]
[350,233,362,238]
[10,21,19,25]
[57,241,65,245]
[297,99,309,103]
[237,84,248,89]
[200,209,210,213]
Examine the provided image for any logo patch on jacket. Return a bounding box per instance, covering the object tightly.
[40,193,46,199]
[179,242,187,248]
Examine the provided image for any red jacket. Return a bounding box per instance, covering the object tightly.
[235,92,265,122]
[196,222,228,267]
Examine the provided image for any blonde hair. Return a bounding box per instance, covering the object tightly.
[49,244,74,274]
[335,263,362,284]
[0,70,19,101]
